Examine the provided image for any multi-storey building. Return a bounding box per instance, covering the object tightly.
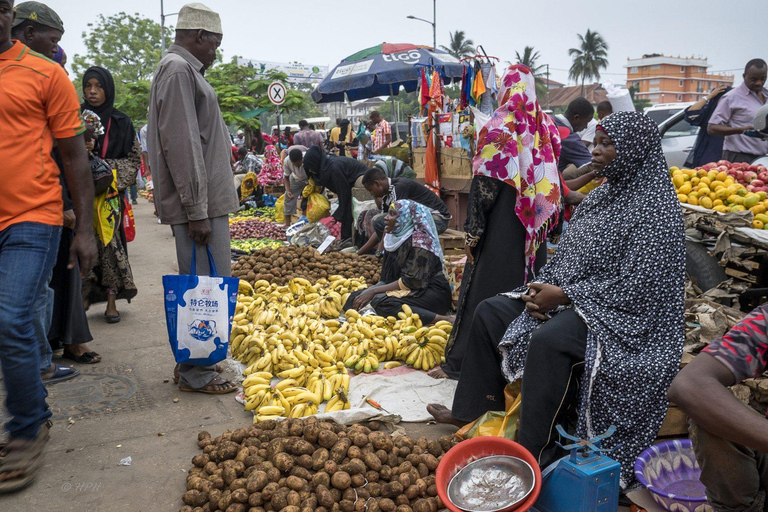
[625,54,733,105]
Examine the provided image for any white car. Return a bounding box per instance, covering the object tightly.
[658,109,698,169]
[644,103,693,125]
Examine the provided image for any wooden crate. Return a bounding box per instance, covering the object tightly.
[439,229,465,252]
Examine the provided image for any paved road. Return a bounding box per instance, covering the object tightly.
[0,201,456,511]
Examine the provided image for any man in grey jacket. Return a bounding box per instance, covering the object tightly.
[148,3,238,393]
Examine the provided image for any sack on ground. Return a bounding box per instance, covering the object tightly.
[274,194,285,224]
[306,192,331,223]
[162,246,238,366]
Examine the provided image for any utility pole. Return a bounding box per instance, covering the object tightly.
[546,64,550,110]
[407,0,437,49]
[160,0,179,56]
[432,0,436,50]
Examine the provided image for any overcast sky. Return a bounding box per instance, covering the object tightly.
[51,0,766,88]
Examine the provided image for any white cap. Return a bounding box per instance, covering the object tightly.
[176,3,222,34]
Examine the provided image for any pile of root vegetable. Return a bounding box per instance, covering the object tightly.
[181,418,457,512]
[231,219,287,242]
[232,246,380,286]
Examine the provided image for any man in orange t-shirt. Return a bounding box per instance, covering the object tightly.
[0,0,97,491]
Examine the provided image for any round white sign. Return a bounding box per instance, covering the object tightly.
[268,81,287,106]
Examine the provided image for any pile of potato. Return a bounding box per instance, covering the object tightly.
[181,418,457,512]
[232,246,381,286]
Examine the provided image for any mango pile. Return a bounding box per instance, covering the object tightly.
[671,166,768,229]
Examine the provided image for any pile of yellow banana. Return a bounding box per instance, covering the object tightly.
[231,279,453,420]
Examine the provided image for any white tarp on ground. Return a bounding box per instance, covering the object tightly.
[344,366,457,422]
[235,363,457,425]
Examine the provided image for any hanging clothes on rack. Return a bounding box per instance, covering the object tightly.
[470,61,486,107]
[420,68,430,115]
[424,70,443,197]
[479,61,497,115]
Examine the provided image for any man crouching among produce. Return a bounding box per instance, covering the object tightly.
[669,303,768,512]
[343,200,453,325]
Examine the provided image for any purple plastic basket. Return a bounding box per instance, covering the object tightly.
[635,439,712,512]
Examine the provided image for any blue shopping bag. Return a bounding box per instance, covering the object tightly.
[162,245,239,366]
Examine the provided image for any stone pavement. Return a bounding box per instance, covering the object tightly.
[0,202,456,511]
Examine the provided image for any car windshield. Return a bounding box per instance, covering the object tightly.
[647,109,681,125]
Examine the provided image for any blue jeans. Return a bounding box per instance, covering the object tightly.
[33,286,54,373]
[0,222,61,439]
[129,183,138,202]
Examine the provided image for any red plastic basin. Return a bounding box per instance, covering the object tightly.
[436,437,542,512]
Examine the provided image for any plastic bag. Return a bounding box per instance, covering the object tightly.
[455,382,521,441]
[306,193,331,223]
[602,80,635,113]
[274,194,285,224]
[290,222,332,248]
[162,245,238,366]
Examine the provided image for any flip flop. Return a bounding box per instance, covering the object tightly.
[62,350,101,364]
[105,312,121,324]
[172,363,225,384]
[42,364,80,385]
[178,376,237,394]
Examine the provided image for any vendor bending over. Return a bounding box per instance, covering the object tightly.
[669,304,768,512]
[428,111,686,488]
[357,167,451,255]
[303,146,367,244]
[344,200,453,325]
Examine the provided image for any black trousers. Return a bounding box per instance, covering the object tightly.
[443,184,547,379]
[451,296,587,469]
[344,279,452,324]
[723,150,762,164]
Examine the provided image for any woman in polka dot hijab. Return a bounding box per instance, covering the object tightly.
[500,111,686,488]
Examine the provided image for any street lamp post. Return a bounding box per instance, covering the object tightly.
[406,0,436,49]
[160,0,179,56]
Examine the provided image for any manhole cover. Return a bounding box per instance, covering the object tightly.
[0,364,154,424]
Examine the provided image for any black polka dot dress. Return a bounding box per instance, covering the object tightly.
[499,111,686,488]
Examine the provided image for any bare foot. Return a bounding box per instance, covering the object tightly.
[432,315,456,324]
[428,366,449,379]
[427,404,466,427]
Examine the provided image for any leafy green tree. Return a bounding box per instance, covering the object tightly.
[440,31,474,60]
[206,58,307,145]
[629,84,650,112]
[513,46,548,100]
[568,29,609,95]
[72,13,170,124]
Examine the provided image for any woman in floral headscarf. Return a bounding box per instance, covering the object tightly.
[431,65,563,380]
[258,145,284,187]
[344,200,453,325]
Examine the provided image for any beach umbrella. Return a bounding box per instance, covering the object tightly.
[311,43,466,104]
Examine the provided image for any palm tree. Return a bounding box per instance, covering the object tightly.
[513,46,548,100]
[440,31,475,60]
[568,29,609,96]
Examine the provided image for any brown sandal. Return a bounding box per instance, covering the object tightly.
[178,376,237,394]
[0,421,52,493]
[172,363,225,384]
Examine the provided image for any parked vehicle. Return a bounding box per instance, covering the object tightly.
[659,109,698,168]
[644,102,693,125]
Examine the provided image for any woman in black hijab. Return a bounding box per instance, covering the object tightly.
[81,66,141,323]
[303,146,368,243]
